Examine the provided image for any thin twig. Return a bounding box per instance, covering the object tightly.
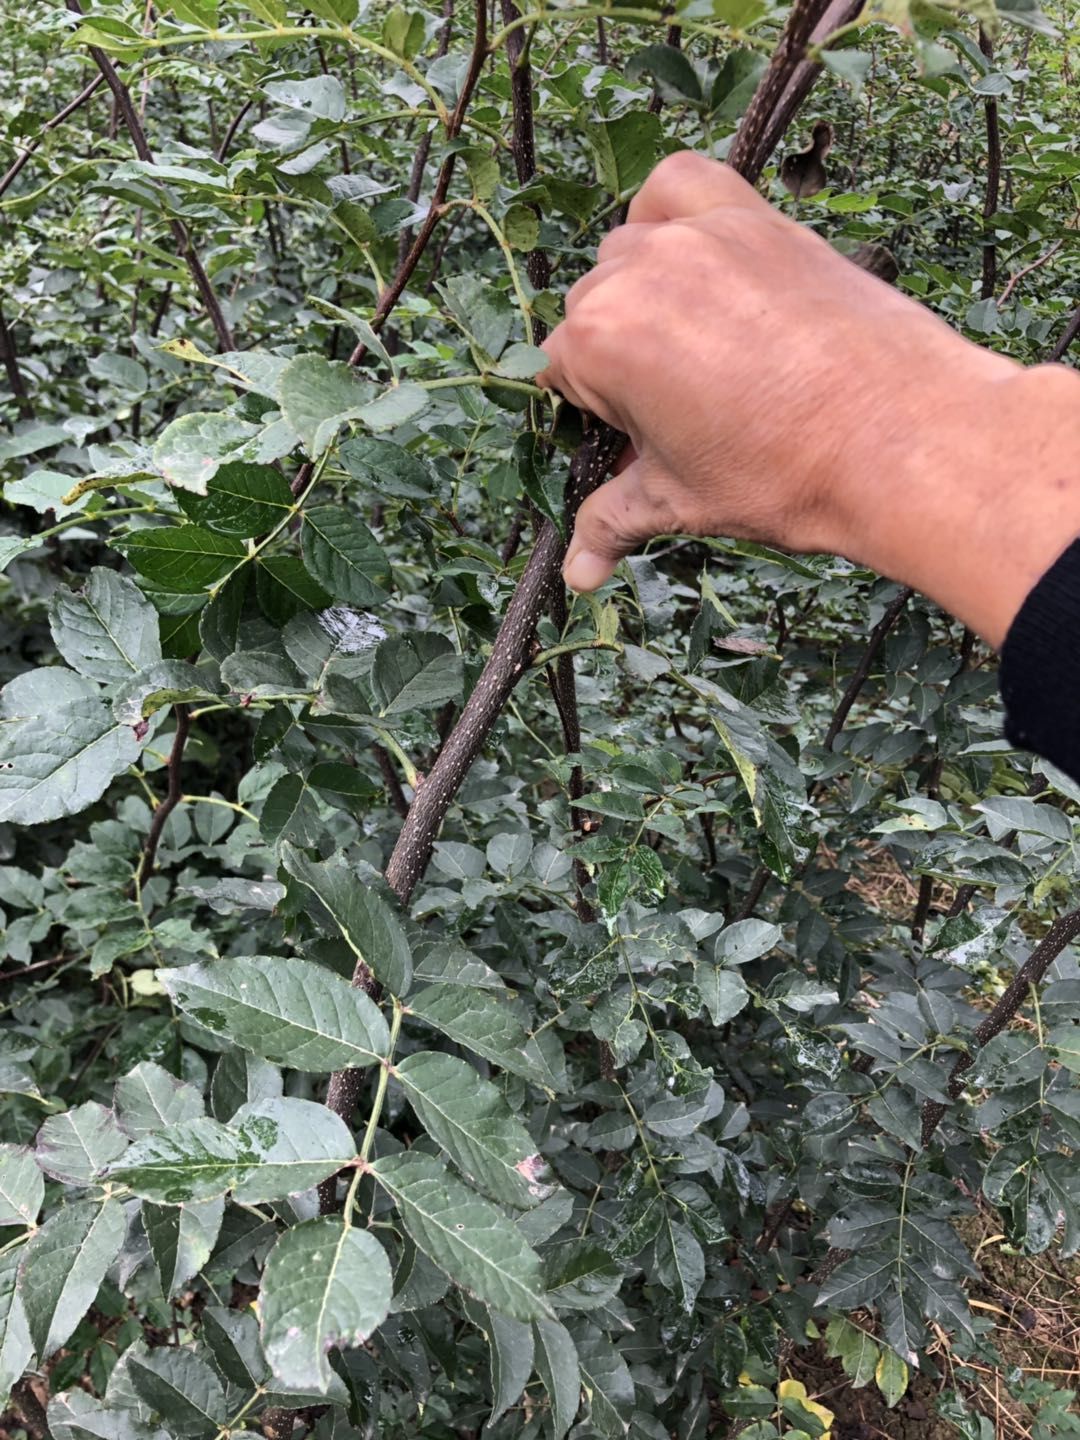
[347,0,487,369]
[738,584,912,919]
[998,238,1063,306]
[823,587,912,750]
[374,743,409,820]
[396,0,455,271]
[0,71,105,200]
[1048,303,1080,363]
[979,27,1001,302]
[0,303,32,418]
[66,0,235,351]
[215,98,254,162]
[137,706,191,886]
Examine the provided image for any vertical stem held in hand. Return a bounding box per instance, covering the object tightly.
[502,0,591,912]
[382,425,626,912]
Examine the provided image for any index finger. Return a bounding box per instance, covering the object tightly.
[627,150,767,224]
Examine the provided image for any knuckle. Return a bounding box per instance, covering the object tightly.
[650,149,707,186]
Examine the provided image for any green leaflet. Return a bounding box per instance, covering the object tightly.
[260,1218,393,1392]
[0,1251,32,1407]
[533,1316,581,1440]
[0,1146,43,1228]
[395,1050,555,1208]
[114,1062,206,1140]
[35,1101,129,1185]
[127,1348,228,1437]
[462,1297,534,1427]
[372,1151,554,1323]
[109,1099,357,1203]
[18,1198,126,1359]
[301,505,391,606]
[278,355,374,457]
[572,1326,635,1438]
[281,843,412,995]
[143,1197,225,1298]
[48,568,161,684]
[160,956,389,1071]
[178,461,294,538]
[408,984,562,1089]
[117,526,246,592]
[371,633,462,715]
[0,670,142,825]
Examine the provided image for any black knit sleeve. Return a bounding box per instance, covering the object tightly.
[1000,538,1080,782]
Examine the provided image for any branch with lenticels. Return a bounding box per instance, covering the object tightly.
[319,0,882,1143]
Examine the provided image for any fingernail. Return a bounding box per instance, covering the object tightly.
[563,547,610,594]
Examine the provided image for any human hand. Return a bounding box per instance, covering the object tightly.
[536,151,1079,649]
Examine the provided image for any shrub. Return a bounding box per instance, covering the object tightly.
[0,0,1078,1435]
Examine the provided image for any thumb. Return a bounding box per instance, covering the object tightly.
[563,456,676,593]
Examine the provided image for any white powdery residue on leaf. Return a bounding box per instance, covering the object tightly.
[319,606,387,654]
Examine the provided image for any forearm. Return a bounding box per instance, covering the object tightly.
[830,359,1080,649]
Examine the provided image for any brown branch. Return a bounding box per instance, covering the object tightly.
[325,431,622,1139]
[502,0,551,297]
[216,98,254,162]
[734,867,770,922]
[66,0,235,351]
[1048,303,1080,364]
[728,0,862,185]
[347,0,487,369]
[502,0,592,913]
[921,907,1080,1144]
[823,587,912,750]
[137,706,190,887]
[0,71,105,200]
[0,303,32,419]
[998,238,1063,306]
[383,425,624,909]
[396,0,455,271]
[758,1193,796,1251]
[979,27,1001,302]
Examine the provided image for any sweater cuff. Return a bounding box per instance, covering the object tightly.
[1000,537,1080,777]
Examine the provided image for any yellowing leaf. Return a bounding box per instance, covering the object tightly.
[875,1350,909,1408]
[779,1378,836,1433]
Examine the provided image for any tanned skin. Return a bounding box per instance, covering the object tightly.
[537,152,1080,649]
